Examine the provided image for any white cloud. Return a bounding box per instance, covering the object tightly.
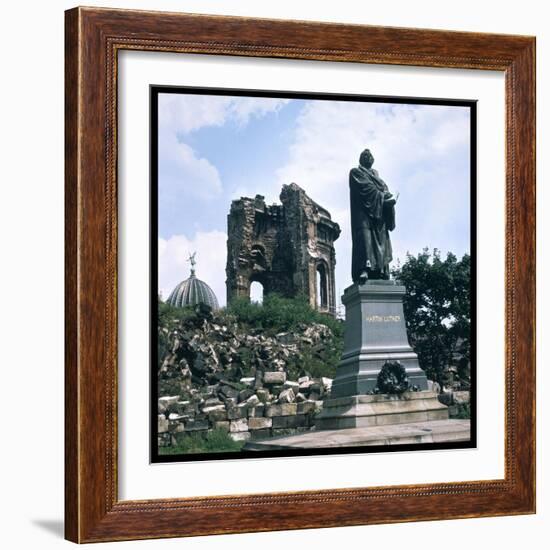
[157,95,293,305]
[159,94,289,134]
[158,94,290,205]
[228,97,290,127]
[158,231,228,307]
[160,95,230,134]
[159,131,222,200]
[275,102,469,206]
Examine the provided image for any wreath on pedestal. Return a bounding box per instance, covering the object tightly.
[376,360,409,394]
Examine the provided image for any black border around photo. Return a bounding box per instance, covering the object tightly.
[149,85,478,464]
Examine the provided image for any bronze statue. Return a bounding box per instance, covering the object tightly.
[350,149,397,283]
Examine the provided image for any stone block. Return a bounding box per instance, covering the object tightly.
[254,370,264,389]
[202,404,225,414]
[438,392,453,406]
[168,421,185,433]
[230,432,251,442]
[375,411,428,426]
[213,421,230,432]
[175,400,194,415]
[256,388,270,403]
[295,392,307,403]
[246,394,260,406]
[448,405,459,417]
[278,388,295,403]
[158,415,169,434]
[238,388,254,402]
[299,380,315,392]
[219,380,241,391]
[230,418,249,433]
[248,417,272,430]
[248,404,265,418]
[205,407,228,421]
[158,396,180,414]
[283,381,300,394]
[184,418,209,432]
[427,409,450,421]
[297,400,317,414]
[227,406,248,420]
[203,397,223,408]
[240,377,255,387]
[265,403,297,417]
[263,371,287,385]
[272,414,309,429]
[312,384,326,399]
[158,396,180,407]
[315,391,448,431]
[219,386,239,399]
[250,429,272,440]
[454,391,470,405]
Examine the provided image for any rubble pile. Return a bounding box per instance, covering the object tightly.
[157,305,337,447]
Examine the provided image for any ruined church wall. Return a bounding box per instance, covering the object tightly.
[226,184,340,313]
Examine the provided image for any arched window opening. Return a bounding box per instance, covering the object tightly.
[316,264,328,310]
[250,280,264,304]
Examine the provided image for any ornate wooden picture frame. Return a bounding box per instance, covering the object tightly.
[65,6,535,543]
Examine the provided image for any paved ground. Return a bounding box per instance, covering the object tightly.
[243,419,471,450]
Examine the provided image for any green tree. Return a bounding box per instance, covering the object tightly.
[392,248,471,389]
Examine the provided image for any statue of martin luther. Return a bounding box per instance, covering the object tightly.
[349,148,397,284]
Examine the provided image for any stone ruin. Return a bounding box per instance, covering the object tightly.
[226,183,341,314]
[157,305,337,447]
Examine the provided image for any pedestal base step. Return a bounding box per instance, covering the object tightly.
[243,419,470,450]
[315,391,449,431]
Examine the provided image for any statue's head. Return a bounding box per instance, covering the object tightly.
[359,149,374,168]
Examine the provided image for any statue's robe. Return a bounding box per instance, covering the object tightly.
[349,165,395,282]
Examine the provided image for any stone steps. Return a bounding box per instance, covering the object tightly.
[243,419,470,450]
[315,390,449,430]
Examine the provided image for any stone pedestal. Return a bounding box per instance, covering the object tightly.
[330,281,428,398]
[315,391,448,431]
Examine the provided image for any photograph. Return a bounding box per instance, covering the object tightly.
[152,87,476,461]
[0,1,533,545]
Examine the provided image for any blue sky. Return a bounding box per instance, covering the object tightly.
[157,92,471,307]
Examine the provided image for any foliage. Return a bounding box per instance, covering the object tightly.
[376,361,409,394]
[225,293,343,338]
[286,347,339,380]
[450,403,471,420]
[159,428,245,455]
[224,294,343,379]
[158,299,199,326]
[392,248,471,389]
